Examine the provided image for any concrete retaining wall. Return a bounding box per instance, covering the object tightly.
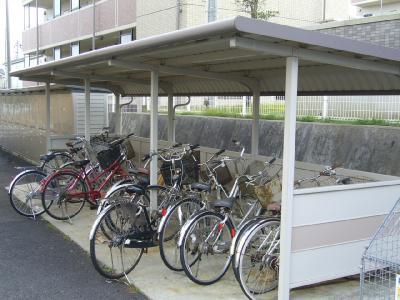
[112,113,400,176]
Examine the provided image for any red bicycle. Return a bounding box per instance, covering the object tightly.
[41,134,144,221]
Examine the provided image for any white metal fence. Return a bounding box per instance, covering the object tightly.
[145,95,400,122]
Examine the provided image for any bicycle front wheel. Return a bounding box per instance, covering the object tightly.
[90,202,144,279]
[159,197,204,271]
[180,211,234,285]
[235,219,280,299]
[41,170,87,220]
[9,169,47,218]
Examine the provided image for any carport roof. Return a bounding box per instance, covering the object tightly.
[11,16,400,96]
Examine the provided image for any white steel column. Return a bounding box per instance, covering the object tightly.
[115,94,121,135]
[167,92,175,144]
[252,88,260,155]
[278,56,299,300]
[45,82,51,151]
[150,71,159,212]
[84,79,91,140]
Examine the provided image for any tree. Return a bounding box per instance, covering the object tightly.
[235,0,278,20]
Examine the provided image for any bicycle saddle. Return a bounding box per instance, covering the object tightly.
[212,197,235,209]
[71,159,91,168]
[190,183,211,193]
[39,153,57,162]
[125,185,146,195]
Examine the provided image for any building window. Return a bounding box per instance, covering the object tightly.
[54,47,61,60]
[71,0,80,10]
[54,0,61,17]
[120,29,133,44]
[208,0,217,22]
[71,42,80,56]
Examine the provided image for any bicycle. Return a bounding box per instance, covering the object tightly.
[40,133,136,221]
[7,144,82,218]
[158,148,229,271]
[89,143,201,279]
[177,152,277,285]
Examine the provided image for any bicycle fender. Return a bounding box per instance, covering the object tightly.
[157,197,203,234]
[8,169,47,195]
[89,204,114,240]
[176,210,227,248]
[104,182,135,199]
[233,218,280,268]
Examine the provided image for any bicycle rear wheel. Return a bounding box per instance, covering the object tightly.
[41,170,87,220]
[180,211,234,285]
[235,220,280,299]
[90,202,144,279]
[43,152,74,173]
[9,169,47,218]
[159,197,204,271]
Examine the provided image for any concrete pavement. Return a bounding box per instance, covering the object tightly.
[0,149,146,300]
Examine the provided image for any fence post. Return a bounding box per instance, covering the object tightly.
[322,96,328,119]
[242,96,247,116]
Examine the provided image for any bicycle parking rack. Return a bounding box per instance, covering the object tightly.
[360,197,400,299]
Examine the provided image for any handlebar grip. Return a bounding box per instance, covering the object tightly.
[190,144,200,150]
[126,133,135,138]
[215,149,225,156]
[142,154,150,162]
[268,157,276,165]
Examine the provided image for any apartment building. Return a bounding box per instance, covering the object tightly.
[21,0,136,69]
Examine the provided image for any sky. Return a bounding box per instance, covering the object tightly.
[0,0,25,66]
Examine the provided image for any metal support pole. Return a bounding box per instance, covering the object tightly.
[5,0,11,89]
[36,0,39,65]
[252,88,260,155]
[45,82,51,151]
[150,71,159,212]
[84,79,91,140]
[92,0,96,50]
[167,93,175,145]
[115,94,121,135]
[278,56,299,300]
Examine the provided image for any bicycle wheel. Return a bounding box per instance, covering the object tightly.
[90,201,144,279]
[9,169,47,218]
[43,152,74,173]
[180,211,234,285]
[235,220,280,299]
[41,170,87,220]
[159,197,204,271]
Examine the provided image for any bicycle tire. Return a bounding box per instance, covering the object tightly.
[179,210,234,285]
[159,197,204,271]
[9,169,47,218]
[41,170,87,220]
[235,219,280,299]
[90,202,144,279]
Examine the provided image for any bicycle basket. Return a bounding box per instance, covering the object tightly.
[122,140,135,160]
[255,178,282,209]
[96,146,121,170]
[214,164,232,186]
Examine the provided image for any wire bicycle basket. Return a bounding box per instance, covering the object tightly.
[360,197,400,299]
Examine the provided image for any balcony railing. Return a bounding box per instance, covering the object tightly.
[351,0,400,7]
[22,0,136,53]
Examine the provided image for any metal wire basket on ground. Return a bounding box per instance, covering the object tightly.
[360,197,400,299]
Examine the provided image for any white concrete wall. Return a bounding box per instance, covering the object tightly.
[136,0,352,38]
[136,0,178,39]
